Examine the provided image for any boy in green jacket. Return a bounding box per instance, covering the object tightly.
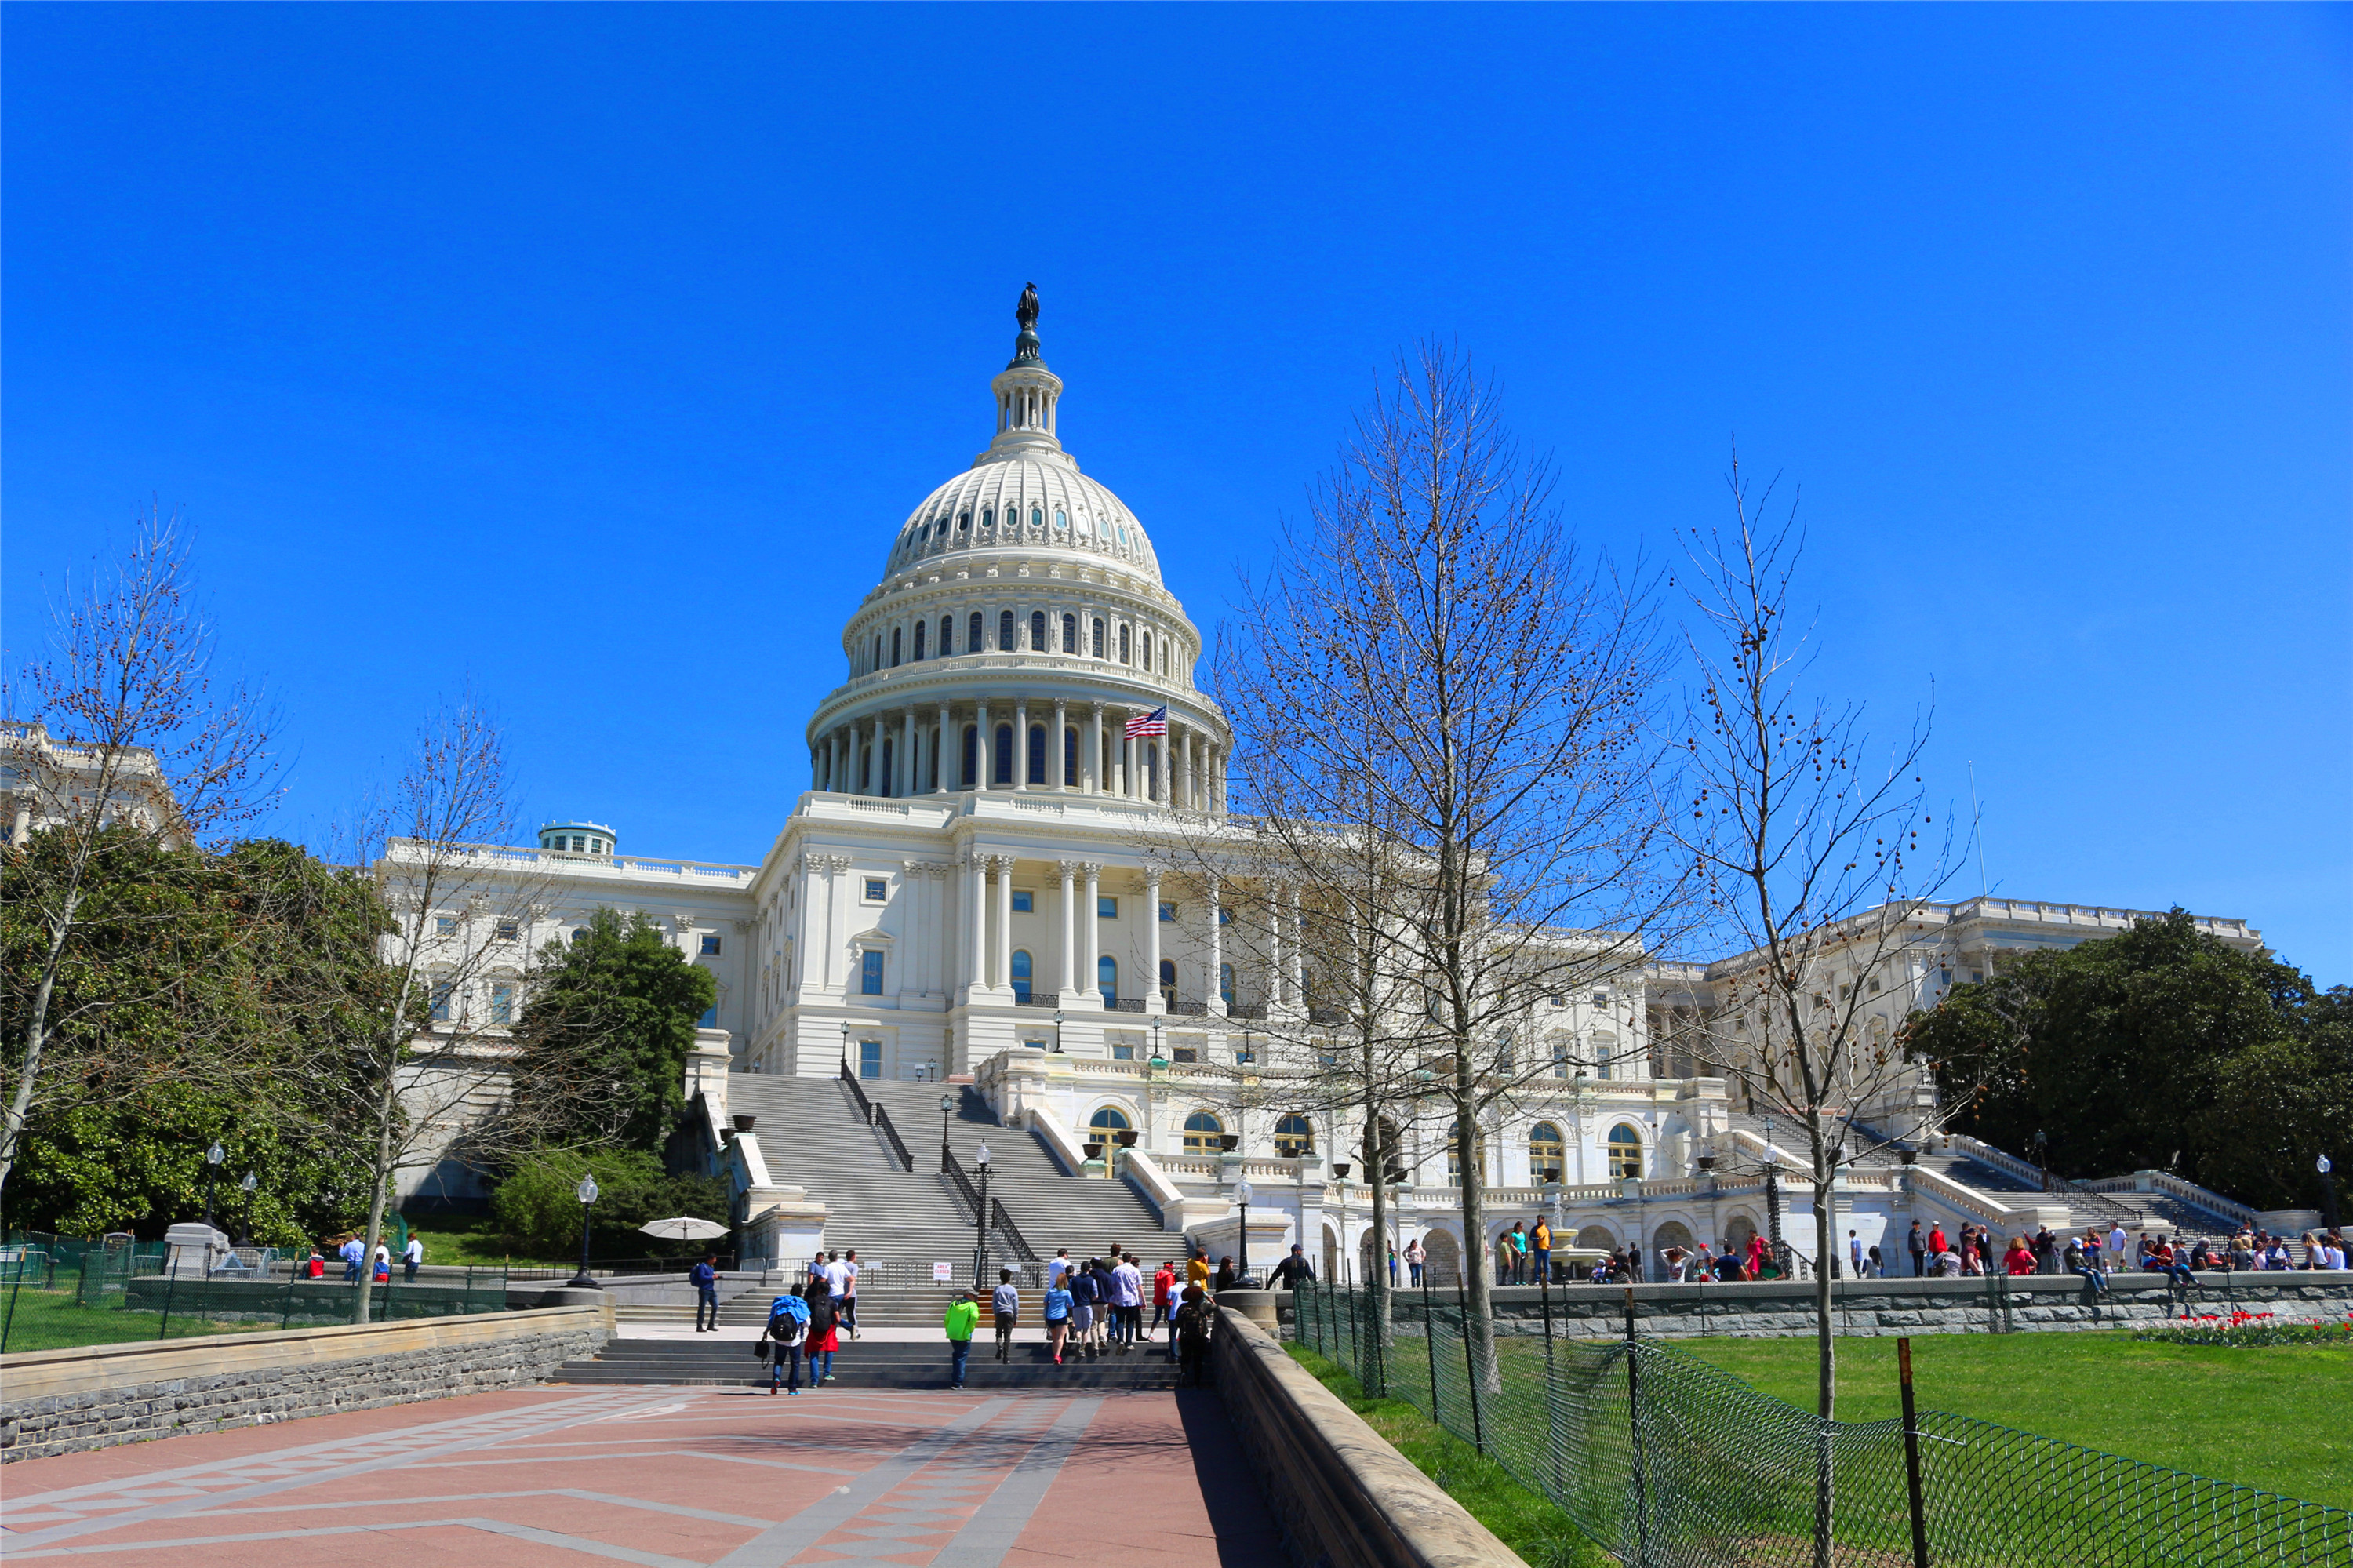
[944,1291,980,1389]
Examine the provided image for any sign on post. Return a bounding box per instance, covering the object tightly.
[933,1261,954,1282]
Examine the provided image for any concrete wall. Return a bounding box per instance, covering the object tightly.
[1213,1306,1524,1568]
[1,1304,612,1464]
[1280,1273,2353,1340]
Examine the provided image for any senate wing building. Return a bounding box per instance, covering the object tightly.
[383,298,2273,1283]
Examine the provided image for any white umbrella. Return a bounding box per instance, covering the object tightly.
[638,1216,730,1242]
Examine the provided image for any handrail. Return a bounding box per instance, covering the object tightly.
[838,1059,874,1122]
[943,1144,981,1221]
[991,1198,1038,1262]
[873,1103,914,1173]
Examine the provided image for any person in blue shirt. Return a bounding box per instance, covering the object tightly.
[689,1254,720,1333]
[1042,1275,1074,1364]
[1067,1260,1103,1360]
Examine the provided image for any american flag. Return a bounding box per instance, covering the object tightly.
[1124,704,1168,738]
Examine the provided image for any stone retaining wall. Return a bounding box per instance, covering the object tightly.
[1283,1274,2353,1339]
[1,1304,612,1464]
[1213,1306,1523,1568]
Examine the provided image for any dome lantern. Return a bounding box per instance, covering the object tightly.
[984,282,1065,464]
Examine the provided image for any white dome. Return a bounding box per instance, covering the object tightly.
[882,456,1161,582]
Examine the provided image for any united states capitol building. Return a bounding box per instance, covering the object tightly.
[394,298,2273,1279]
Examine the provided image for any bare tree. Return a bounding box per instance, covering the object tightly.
[1211,345,1690,1384]
[1,514,275,1202]
[1675,460,1957,1565]
[298,699,589,1320]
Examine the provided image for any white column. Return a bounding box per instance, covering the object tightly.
[976,698,992,790]
[966,854,987,996]
[1145,870,1163,1012]
[900,709,916,798]
[1086,704,1104,794]
[1270,883,1286,1008]
[936,700,953,792]
[1053,699,1069,789]
[1115,713,1131,798]
[1210,743,1226,813]
[1289,886,1305,1007]
[1083,862,1104,1006]
[1014,697,1030,791]
[1206,875,1224,1014]
[1057,860,1078,998]
[869,715,885,795]
[994,854,1016,992]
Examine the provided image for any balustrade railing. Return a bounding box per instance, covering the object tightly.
[943,1144,981,1220]
[872,1103,914,1172]
[991,1199,1037,1262]
[838,1058,874,1121]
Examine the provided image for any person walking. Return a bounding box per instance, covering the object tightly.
[1848,1230,1863,1279]
[1110,1253,1144,1351]
[1151,1259,1176,1340]
[838,1250,860,1338]
[991,1268,1020,1362]
[1049,1249,1073,1289]
[1043,1271,1073,1364]
[1174,1283,1214,1388]
[1187,1247,1212,1293]
[1907,1220,1926,1278]
[339,1236,364,1282]
[765,1291,810,1395]
[1387,1243,1400,1286]
[1529,1218,1552,1286]
[1271,1243,1315,1291]
[804,1280,840,1384]
[690,1253,721,1332]
[2107,1221,2128,1274]
[402,1234,424,1282]
[1068,1259,1101,1359]
[944,1290,979,1389]
[1214,1255,1240,1292]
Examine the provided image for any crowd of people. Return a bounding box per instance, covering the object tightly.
[1896,1219,2351,1282]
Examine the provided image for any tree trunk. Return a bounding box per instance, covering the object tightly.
[353,1048,402,1325]
[1456,1090,1498,1392]
[0,892,82,1199]
[1812,1133,1838,1568]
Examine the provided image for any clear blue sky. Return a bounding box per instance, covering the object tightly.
[5,5,2347,983]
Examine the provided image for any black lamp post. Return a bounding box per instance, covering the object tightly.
[940,1093,955,1173]
[568,1175,602,1289]
[1761,1143,1784,1275]
[973,1142,992,1289]
[2321,1154,2340,1232]
[202,1141,225,1229]
[237,1170,258,1247]
[1235,1177,1254,1285]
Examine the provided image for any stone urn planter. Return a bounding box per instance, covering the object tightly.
[1217,1134,1241,1152]
[1082,1143,1105,1160]
[732,1114,757,1133]
[1114,1129,1140,1148]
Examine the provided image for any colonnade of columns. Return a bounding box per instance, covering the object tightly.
[810,699,1225,812]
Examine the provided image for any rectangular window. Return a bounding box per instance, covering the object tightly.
[1111,1043,1136,1061]
[699,1005,719,1028]
[1097,896,1118,919]
[429,982,455,1023]
[1591,991,1609,1006]
[861,951,886,995]
[1217,908,1233,926]
[1158,901,1177,922]
[864,877,888,903]
[489,984,514,1025]
[1012,890,1034,913]
[1235,1043,1255,1064]
[435,915,458,936]
[859,1040,882,1080]
[1174,1046,1198,1064]
[700,933,722,956]
[493,919,519,943]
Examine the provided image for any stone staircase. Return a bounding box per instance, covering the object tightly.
[549,1332,1183,1389]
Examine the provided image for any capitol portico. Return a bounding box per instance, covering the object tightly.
[384,294,2272,1280]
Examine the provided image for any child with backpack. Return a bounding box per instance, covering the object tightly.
[761,1291,810,1395]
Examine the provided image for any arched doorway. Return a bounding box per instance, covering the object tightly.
[1725,1213,1758,1256]
[1651,1220,1697,1263]
[1574,1224,1617,1252]
[1322,1223,1340,1283]
[1420,1228,1461,1285]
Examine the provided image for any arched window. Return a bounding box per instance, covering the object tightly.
[958,509,970,531]
[1119,624,1132,664]
[1030,610,1046,649]
[1529,1122,1565,1183]
[1054,508,1067,529]
[890,628,902,667]
[1064,726,1078,784]
[1183,1111,1225,1154]
[969,612,983,653]
[879,738,893,797]
[872,635,882,671]
[993,725,1015,784]
[1091,618,1105,657]
[939,617,954,656]
[1274,1113,1314,1157]
[1061,613,1076,652]
[1097,955,1118,1005]
[1030,506,1042,528]
[912,621,926,661]
[962,725,979,788]
[981,507,994,528]
[858,744,871,793]
[1140,630,1152,670]
[1219,962,1235,1008]
[1158,958,1176,1008]
[1010,949,1033,1003]
[1089,1105,1131,1134]
[1027,725,1046,784]
[1607,1125,1643,1180]
[999,609,1016,650]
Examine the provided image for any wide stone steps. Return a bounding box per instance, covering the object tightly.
[549,1334,1182,1390]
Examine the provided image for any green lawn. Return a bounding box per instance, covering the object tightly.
[0,1285,284,1355]
[394,1213,563,1270]
[1286,1343,1614,1568]
[1676,1331,2351,1508]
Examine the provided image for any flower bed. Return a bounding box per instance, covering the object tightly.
[2132,1308,2353,1347]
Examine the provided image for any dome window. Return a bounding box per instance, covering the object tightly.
[1054,508,1067,529]
[958,511,970,530]
[1061,613,1076,653]
[999,609,1016,650]
[918,523,930,540]
[982,508,995,529]
[1030,507,1042,529]
[912,621,926,661]
[940,616,955,655]
[1030,610,1046,650]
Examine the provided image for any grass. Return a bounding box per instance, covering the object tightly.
[1675,1330,2351,1508]
[394,1213,563,1270]
[0,1284,284,1355]
[1285,1342,1616,1568]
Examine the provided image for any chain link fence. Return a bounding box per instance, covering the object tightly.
[1291,1279,2352,1567]
[1,1232,509,1355]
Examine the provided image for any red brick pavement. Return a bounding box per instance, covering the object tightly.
[0,1383,1285,1568]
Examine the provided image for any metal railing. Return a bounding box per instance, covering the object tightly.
[872,1102,915,1172]
[944,1143,982,1219]
[991,1199,1038,1262]
[838,1057,875,1119]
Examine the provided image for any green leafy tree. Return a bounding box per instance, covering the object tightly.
[489,1146,728,1259]
[509,910,715,1151]
[1915,910,2348,1208]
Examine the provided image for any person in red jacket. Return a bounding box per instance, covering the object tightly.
[1927,1224,1949,1260]
[1151,1260,1176,1341]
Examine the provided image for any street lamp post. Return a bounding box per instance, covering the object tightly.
[973,1143,992,1289]
[940,1093,956,1174]
[1331,1162,1349,1286]
[1053,1008,1065,1053]
[202,1141,225,1230]
[2321,1154,2340,1232]
[237,1170,259,1247]
[1235,1178,1254,1285]
[1761,1143,1785,1277]
[568,1176,602,1289]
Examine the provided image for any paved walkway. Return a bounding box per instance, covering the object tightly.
[1,1384,1282,1567]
